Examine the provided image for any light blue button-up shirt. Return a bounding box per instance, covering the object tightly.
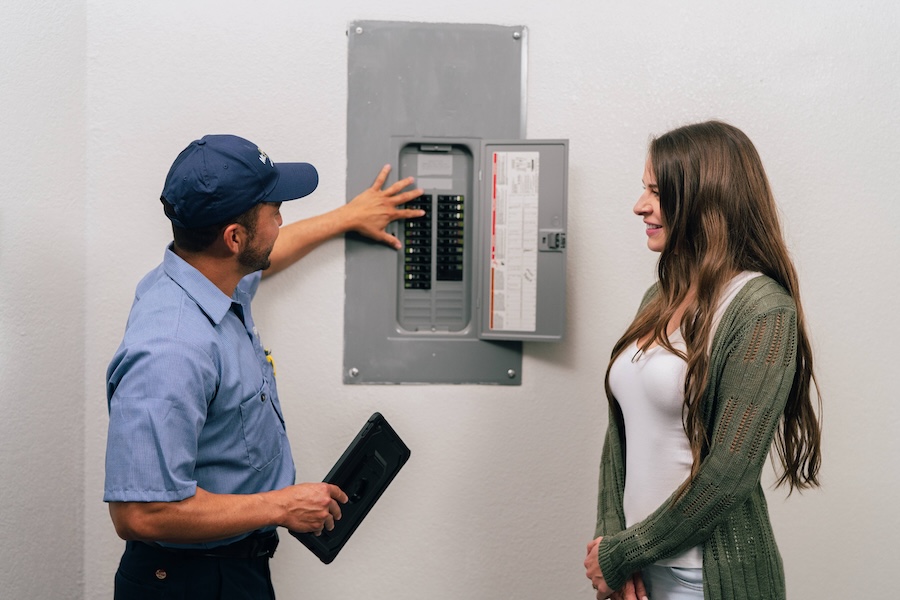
[104,245,295,544]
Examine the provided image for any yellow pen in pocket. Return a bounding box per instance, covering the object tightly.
[264,348,276,377]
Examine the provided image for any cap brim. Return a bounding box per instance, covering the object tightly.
[268,162,319,203]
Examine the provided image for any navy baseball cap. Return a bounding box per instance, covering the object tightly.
[161,134,319,229]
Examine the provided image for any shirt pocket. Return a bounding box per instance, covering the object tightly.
[238,386,284,471]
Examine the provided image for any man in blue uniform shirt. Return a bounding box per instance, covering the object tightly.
[104,134,423,599]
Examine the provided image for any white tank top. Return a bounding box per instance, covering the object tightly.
[608,272,761,568]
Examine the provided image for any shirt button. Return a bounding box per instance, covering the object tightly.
[261,393,267,403]
[155,569,167,580]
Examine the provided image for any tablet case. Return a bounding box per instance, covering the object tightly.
[290,412,411,563]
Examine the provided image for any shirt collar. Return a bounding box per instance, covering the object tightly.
[162,244,236,326]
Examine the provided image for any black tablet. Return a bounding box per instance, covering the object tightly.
[290,412,411,564]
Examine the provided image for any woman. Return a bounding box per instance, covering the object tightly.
[584,121,821,600]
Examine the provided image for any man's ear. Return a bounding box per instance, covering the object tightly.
[221,223,246,256]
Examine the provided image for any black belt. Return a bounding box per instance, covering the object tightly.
[146,530,279,559]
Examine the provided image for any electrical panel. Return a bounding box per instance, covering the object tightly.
[392,138,568,342]
[343,21,567,385]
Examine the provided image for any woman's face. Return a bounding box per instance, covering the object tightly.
[634,159,666,253]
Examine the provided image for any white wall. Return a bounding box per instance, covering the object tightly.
[1,2,86,598]
[2,1,897,598]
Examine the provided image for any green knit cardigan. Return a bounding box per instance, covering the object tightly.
[595,275,798,599]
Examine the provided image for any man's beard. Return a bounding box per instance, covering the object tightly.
[237,241,272,273]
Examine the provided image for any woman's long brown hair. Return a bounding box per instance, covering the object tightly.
[606,121,822,492]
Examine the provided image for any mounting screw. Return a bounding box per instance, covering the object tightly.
[349,367,359,378]
[355,26,363,35]
[507,369,517,379]
[512,31,521,40]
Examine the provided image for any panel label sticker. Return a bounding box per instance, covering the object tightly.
[489,151,539,332]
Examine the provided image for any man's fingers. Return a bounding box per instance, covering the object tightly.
[367,165,423,205]
[380,233,402,249]
[393,188,425,205]
[383,179,421,200]
[370,164,392,190]
[397,207,426,221]
[327,484,348,504]
[328,499,343,522]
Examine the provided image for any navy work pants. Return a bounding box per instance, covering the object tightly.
[114,540,277,599]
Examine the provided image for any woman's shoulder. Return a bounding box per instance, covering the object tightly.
[638,282,661,310]
[709,275,798,359]
[638,274,796,317]
[718,274,797,340]
[734,274,795,313]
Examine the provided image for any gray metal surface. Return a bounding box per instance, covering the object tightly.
[478,140,568,342]
[344,21,527,384]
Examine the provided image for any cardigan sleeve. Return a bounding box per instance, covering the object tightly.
[596,287,798,591]
[594,407,627,538]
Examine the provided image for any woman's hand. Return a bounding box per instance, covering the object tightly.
[585,537,614,599]
[611,573,648,600]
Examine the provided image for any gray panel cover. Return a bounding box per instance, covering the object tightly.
[344,21,527,384]
[478,140,568,341]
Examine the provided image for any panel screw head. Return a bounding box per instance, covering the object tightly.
[507,369,517,379]
[355,26,364,35]
[349,367,360,378]
[512,31,521,40]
